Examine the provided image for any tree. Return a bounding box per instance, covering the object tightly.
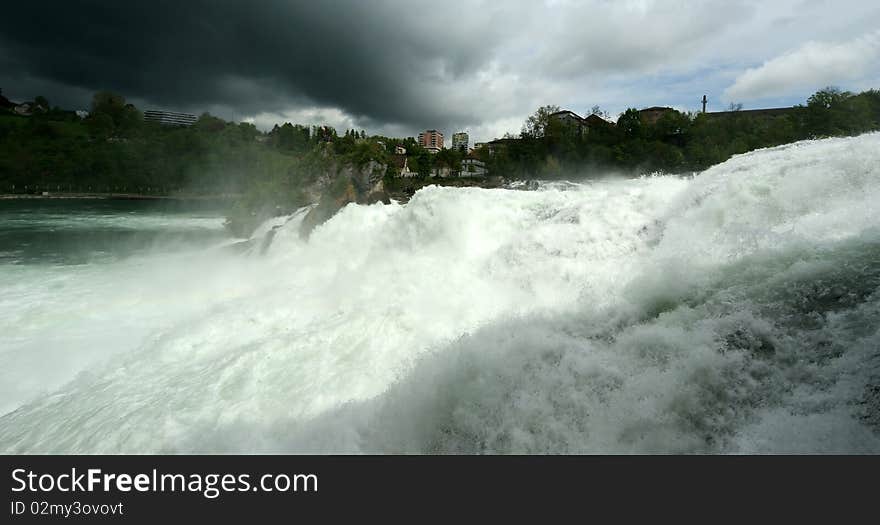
[88,91,141,137]
[118,104,143,135]
[91,91,126,117]
[34,96,50,111]
[412,150,433,178]
[521,104,561,138]
[87,113,114,138]
[652,110,691,145]
[589,105,610,120]
[435,147,462,171]
[805,86,853,137]
[807,86,848,110]
[617,108,643,138]
[195,113,227,132]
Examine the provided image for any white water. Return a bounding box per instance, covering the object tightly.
[1,134,879,453]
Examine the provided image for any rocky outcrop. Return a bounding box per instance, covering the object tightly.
[299,160,390,238]
[384,175,506,203]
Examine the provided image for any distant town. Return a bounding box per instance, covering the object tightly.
[385,98,804,179]
[2,84,805,183]
[2,85,878,204]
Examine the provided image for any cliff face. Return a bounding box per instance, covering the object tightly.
[299,160,390,238]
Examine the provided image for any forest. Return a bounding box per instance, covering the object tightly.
[482,87,880,178]
[2,87,878,227]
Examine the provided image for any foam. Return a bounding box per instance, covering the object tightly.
[1,134,878,453]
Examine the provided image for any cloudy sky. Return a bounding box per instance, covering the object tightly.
[1,0,878,143]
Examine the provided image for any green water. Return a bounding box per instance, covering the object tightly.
[0,199,234,265]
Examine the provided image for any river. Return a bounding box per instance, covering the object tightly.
[1,134,879,453]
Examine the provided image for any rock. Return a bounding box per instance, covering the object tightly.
[299,160,390,238]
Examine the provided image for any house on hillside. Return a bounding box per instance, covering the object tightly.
[698,94,798,120]
[143,109,197,126]
[487,137,518,155]
[703,107,799,120]
[549,110,615,136]
[430,166,453,178]
[549,110,584,131]
[13,103,35,116]
[390,154,417,177]
[583,113,615,131]
[461,156,487,177]
[637,106,676,125]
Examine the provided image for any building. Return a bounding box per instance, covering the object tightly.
[418,129,444,153]
[549,110,584,131]
[703,107,798,120]
[394,145,407,155]
[143,109,197,127]
[430,166,453,178]
[637,107,675,125]
[452,132,469,152]
[487,137,519,155]
[13,103,33,116]
[461,156,487,177]
[696,95,798,121]
[549,110,615,137]
[390,154,416,177]
[583,113,614,131]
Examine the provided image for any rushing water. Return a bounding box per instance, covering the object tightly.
[1,134,879,453]
[0,199,231,265]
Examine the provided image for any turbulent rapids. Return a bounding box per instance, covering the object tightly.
[2,134,880,453]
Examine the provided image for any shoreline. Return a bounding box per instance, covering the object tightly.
[384,175,507,203]
[0,192,239,201]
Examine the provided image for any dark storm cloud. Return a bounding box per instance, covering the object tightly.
[2,1,877,140]
[0,0,498,129]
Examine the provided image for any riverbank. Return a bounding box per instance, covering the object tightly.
[384,176,507,203]
[0,192,240,201]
